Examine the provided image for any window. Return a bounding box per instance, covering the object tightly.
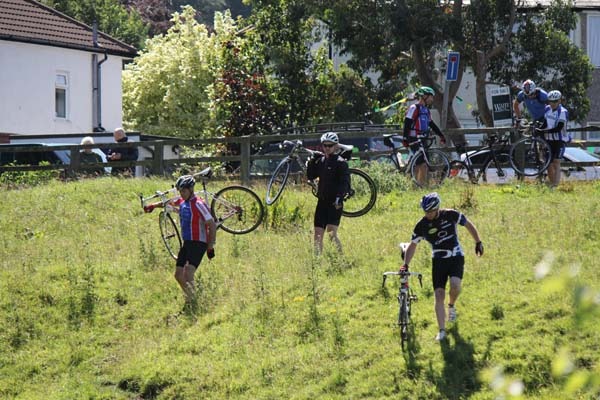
[587,15,600,67]
[55,73,68,118]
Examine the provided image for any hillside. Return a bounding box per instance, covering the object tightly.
[1,177,599,399]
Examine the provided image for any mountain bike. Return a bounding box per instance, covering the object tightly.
[140,167,265,259]
[265,140,377,218]
[382,269,423,348]
[376,134,450,187]
[509,119,553,177]
[449,133,513,184]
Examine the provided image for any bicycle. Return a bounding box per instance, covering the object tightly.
[449,133,513,184]
[376,134,451,187]
[509,119,553,177]
[140,166,265,259]
[382,268,423,348]
[265,140,377,218]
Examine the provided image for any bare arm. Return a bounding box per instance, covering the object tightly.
[207,219,217,249]
[402,241,418,268]
[513,98,522,120]
[464,220,481,243]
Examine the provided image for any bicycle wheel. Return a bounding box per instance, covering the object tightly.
[211,185,264,234]
[509,137,552,176]
[266,158,291,205]
[342,168,377,218]
[398,292,409,346]
[159,211,181,260]
[482,153,513,184]
[409,149,450,187]
[449,160,469,180]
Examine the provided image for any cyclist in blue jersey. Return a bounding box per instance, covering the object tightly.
[400,193,483,341]
[536,90,570,187]
[513,79,548,124]
[307,132,351,254]
[171,175,217,305]
[402,86,447,186]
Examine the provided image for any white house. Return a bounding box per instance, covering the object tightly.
[0,0,137,137]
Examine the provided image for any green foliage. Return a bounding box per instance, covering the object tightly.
[40,0,148,48]
[1,178,599,398]
[0,162,60,189]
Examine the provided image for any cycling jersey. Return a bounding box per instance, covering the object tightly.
[306,154,350,202]
[404,103,433,137]
[542,104,569,142]
[175,195,213,242]
[410,209,468,259]
[516,89,548,121]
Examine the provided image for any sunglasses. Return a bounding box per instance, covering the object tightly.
[322,143,336,148]
[549,100,560,103]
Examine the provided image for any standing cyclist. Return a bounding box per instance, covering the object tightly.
[307,132,351,254]
[172,175,217,306]
[400,193,483,341]
[536,90,570,187]
[402,86,447,186]
[513,79,548,124]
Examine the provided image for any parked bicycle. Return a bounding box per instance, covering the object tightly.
[265,140,377,218]
[140,167,265,259]
[382,268,423,348]
[449,133,513,184]
[376,134,451,187]
[509,119,553,177]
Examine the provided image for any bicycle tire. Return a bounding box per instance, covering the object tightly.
[159,211,181,260]
[399,292,409,345]
[409,148,450,187]
[509,137,552,176]
[211,185,265,235]
[342,168,377,218]
[266,158,291,205]
[449,160,468,180]
[482,152,512,184]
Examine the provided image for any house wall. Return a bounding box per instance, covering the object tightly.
[0,41,125,134]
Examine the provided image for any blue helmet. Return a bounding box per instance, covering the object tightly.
[420,192,441,211]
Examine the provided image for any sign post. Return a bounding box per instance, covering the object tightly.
[441,51,460,131]
[490,87,512,127]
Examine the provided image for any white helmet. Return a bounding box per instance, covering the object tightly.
[548,90,562,101]
[320,132,339,144]
[522,79,536,94]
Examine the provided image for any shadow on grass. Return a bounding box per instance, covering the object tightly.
[437,323,481,399]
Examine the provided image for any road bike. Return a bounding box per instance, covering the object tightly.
[449,133,513,184]
[509,119,553,177]
[382,268,423,348]
[140,167,265,259]
[376,134,451,187]
[265,140,377,218]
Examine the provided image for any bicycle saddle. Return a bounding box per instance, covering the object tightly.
[336,143,354,160]
[197,166,213,178]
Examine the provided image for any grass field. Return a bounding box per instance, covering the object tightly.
[1,175,599,399]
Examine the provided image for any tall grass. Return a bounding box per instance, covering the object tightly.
[0,177,599,399]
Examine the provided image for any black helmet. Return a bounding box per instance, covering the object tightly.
[175,175,195,190]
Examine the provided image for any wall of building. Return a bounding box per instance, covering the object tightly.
[0,41,125,134]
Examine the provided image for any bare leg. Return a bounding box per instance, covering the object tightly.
[448,276,462,306]
[314,227,325,255]
[326,224,342,253]
[434,288,446,331]
[547,160,561,187]
[416,163,427,186]
[183,263,197,300]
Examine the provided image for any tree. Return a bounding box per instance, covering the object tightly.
[40,0,148,48]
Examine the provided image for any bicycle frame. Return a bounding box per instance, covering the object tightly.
[382,270,423,347]
[455,134,511,182]
[278,139,319,192]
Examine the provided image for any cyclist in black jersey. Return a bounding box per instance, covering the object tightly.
[400,192,483,341]
[307,132,351,254]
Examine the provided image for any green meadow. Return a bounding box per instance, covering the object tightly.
[1,174,599,399]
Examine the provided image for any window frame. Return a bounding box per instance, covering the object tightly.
[55,72,69,120]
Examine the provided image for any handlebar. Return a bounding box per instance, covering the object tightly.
[139,188,178,211]
[382,271,423,289]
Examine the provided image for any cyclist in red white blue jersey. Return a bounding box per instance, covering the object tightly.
[171,175,217,305]
[399,193,483,341]
[536,90,570,187]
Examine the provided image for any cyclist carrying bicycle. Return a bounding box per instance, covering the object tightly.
[403,86,447,186]
[535,90,569,187]
[306,132,351,254]
[170,175,217,307]
[400,193,483,341]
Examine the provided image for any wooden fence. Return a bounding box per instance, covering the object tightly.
[1,124,600,186]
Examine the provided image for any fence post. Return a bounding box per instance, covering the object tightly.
[240,136,251,186]
[70,147,80,176]
[152,142,165,176]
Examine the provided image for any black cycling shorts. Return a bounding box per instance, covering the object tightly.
[176,240,207,268]
[432,255,464,290]
[314,199,342,228]
[547,140,565,160]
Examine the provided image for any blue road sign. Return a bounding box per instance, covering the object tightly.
[446,51,460,81]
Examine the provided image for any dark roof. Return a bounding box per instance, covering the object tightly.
[0,0,137,57]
